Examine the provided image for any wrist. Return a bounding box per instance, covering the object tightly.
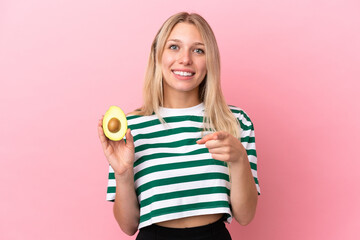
[115,168,134,184]
[230,153,248,165]
[229,155,250,176]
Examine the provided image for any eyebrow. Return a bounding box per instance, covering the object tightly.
[167,39,205,46]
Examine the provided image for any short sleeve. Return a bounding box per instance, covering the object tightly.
[106,165,116,201]
[236,109,261,195]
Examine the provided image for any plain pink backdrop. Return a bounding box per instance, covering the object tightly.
[1,0,359,239]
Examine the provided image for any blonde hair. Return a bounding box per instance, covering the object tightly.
[138,12,240,139]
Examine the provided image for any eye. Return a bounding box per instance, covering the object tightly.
[169,45,179,50]
[194,48,205,54]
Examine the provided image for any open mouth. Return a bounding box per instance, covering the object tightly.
[172,70,195,77]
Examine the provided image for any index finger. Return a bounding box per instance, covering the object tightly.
[98,117,108,143]
[196,132,219,144]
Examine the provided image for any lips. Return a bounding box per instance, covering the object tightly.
[172,69,195,77]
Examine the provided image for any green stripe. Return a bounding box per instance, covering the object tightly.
[136,172,230,196]
[254,177,259,185]
[239,110,251,122]
[108,172,115,180]
[140,201,229,223]
[140,187,230,208]
[229,107,241,114]
[133,127,203,141]
[241,136,255,143]
[229,107,251,122]
[129,115,203,130]
[250,162,257,170]
[134,148,209,167]
[135,138,199,152]
[134,159,227,181]
[229,108,253,129]
[107,186,115,193]
[129,119,162,130]
[239,120,253,131]
[107,171,116,194]
[246,149,257,157]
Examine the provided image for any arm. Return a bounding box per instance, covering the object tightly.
[197,131,258,225]
[228,154,258,225]
[98,118,140,235]
[113,169,140,235]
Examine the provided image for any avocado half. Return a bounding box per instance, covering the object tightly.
[102,106,127,141]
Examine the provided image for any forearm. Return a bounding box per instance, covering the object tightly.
[113,168,140,236]
[229,156,258,225]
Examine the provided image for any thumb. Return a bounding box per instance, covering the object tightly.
[215,131,227,140]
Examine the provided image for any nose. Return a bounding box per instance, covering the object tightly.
[178,50,192,65]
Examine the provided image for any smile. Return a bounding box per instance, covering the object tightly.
[172,70,195,77]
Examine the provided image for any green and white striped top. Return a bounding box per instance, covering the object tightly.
[106,103,260,229]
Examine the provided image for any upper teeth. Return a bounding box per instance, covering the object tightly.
[173,71,194,76]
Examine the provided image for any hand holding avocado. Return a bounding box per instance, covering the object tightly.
[98,106,135,176]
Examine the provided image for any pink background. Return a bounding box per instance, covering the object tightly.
[1,0,359,239]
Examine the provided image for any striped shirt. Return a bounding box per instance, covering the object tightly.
[106,103,260,229]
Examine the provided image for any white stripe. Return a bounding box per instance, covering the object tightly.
[139,179,230,201]
[134,132,203,147]
[240,129,254,138]
[135,165,229,187]
[248,155,257,164]
[251,169,258,178]
[108,179,116,187]
[127,115,159,125]
[256,184,261,194]
[106,193,115,201]
[243,142,256,150]
[106,177,234,201]
[237,113,252,126]
[130,120,204,135]
[135,143,207,159]
[229,106,240,110]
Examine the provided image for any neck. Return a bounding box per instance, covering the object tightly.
[163,91,201,108]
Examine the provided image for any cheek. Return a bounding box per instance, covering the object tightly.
[161,54,174,68]
[196,58,207,73]
[199,63,207,76]
[160,59,168,69]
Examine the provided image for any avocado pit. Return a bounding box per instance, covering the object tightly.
[108,117,121,133]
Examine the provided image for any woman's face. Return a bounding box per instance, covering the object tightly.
[161,22,207,103]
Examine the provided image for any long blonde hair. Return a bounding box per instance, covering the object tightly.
[138,12,240,139]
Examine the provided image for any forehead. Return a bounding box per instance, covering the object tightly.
[167,22,203,42]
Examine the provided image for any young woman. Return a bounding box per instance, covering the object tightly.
[98,12,260,240]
